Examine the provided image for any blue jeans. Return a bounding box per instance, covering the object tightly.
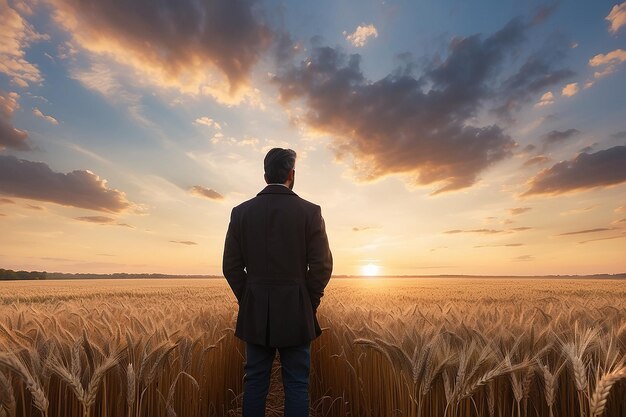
[242,341,311,417]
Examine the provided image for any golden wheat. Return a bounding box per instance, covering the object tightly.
[0,277,623,416]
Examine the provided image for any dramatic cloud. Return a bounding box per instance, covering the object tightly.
[589,49,626,79]
[606,2,626,34]
[33,107,59,124]
[0,197,15,204]
[194,117,221,130]
[523,155,551,167]
[169,240,198,246]
[343,24,379,47]
[561,82,578,97]
[0,0,48,87]
[509,207,532,215]
[48,0,272,101]
[542,128,580,147]
[0,155,132,212]
[495,39,575,118]
[611,131,626,139]
[274,19,543,194]
[522,146,626,196]
[189,185,224,200]
[557,228,614,236]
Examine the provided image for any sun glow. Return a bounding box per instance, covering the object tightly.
[361,263,380,277]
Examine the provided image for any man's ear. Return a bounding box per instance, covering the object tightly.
[264,173,269,184]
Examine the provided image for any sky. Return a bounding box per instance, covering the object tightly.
[0,0,625,276]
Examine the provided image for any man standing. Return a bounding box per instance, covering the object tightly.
[223,148,333,417]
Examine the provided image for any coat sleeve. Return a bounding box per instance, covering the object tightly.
[222,207,246,303]
[305,205,333,312]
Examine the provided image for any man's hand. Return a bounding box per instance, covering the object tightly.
[223,207,247,303]
[306,206,333,312]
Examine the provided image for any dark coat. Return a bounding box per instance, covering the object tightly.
[222,184,333,347]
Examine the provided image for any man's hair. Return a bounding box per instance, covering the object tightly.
[264,148,296,183]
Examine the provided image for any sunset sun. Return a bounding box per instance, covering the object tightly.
[361,263,380,277]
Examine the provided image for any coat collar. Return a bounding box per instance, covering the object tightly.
[257,184,298,196]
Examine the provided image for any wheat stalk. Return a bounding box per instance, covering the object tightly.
[0,352,48,416]
[589,364,626,417]
[0,370,16,417]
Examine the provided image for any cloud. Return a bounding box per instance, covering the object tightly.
[579,143,598,153]
[474,243,524,248]
[512,254,534,261]
[589,49,626,79]
[189,185,224,200]
[169,240,198,245]
[579,233,626,244]
[509,207,532,215]
[343,24,379,47]
[0,197,15,204]
[32,107,59,124]
[531,2,559,25]
[560,205,597,215]
[541,128,580,147]
[557,228,614,236]
[615,205,626,214]
[0,155,132,212]
[74,215,134,227]
[48,0,272,102]
[74,216,115,224]
[496,39,575,118]
[0,90,30,150]
[523,155,551,167]
[274,19,536,194]
[448,225,534,234]
[611,131,626,139]
[535,91,554,107]
[606,2,626,34]
[522,146,626,196]
[194,117,221,130]
[444,229,507,235]
[0,0,48,87]
[352,226,380,232]
[561,82,578,97]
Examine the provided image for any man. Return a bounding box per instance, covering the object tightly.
[223,147,333,417]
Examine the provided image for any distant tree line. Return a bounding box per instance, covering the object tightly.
[0,268,47,280]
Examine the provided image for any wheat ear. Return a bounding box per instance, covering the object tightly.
[589,364,626,417]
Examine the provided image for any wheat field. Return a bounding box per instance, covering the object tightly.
[0,277,624,417]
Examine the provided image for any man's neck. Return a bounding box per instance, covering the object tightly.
[268,183,289,188]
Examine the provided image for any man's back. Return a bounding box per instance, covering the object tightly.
[223,184,333,347]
